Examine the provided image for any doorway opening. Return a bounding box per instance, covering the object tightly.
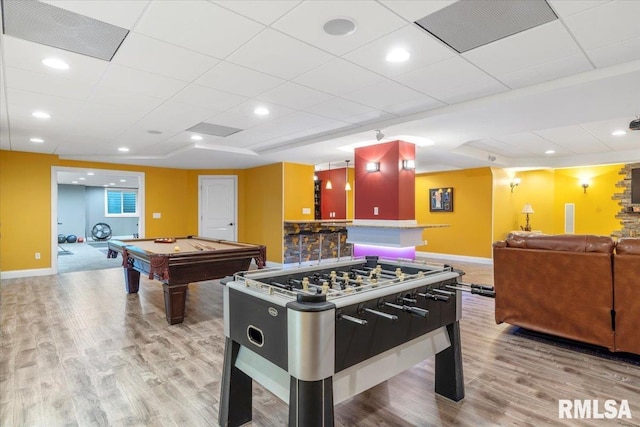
[51,166,145,274]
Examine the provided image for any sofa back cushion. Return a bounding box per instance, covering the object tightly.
[504,234,614,253]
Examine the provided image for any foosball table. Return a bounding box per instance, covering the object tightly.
[219,256,489,426]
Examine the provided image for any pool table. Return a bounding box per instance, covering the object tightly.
[107,236,266,324]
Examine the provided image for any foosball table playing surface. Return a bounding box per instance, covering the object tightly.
[219,256,466,427]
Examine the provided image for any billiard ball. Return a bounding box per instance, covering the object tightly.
[174,246,180,251]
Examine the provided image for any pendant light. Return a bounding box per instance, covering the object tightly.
[344,160,351,191]
[325,162,332,190]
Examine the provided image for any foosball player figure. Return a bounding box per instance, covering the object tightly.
[302,277,310,292]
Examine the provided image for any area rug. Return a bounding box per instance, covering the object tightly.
[512,327,640,366]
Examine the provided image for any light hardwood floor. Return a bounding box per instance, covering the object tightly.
[1,260,639,426]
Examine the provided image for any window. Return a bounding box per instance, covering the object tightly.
[105,189,138,217]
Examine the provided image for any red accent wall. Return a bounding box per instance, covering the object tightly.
[316,168,346,219]
[354,141,415,220]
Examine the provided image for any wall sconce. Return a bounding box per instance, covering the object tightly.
[581,179,590,193]
[402,159,415,170]
[510,177,521,192]
[365,162,380,172]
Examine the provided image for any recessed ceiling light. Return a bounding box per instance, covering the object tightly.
[42,58,69,70]
[103,184,109,187]
[190,135,203,141]
[87,172,95,176]
[323,18,356,36]
[79,177,86,180]
[147,130,163,134]
[72,181,78,184]
[30,137,44,143]
[254,107,269,116]
[545,150,556,154]
[612,130,627,136]
[120,179,126,182]
[32,111,51,119]
[385,48,411,63]
[109,183,116,186]
[118,147,130,152]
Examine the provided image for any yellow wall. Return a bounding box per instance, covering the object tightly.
[244,163,284,264]
[552,165,622,236]
[416,168,494,258]
[283,163,314,220]
[0,151,257,272]
[347,168,354,219]
[0,151,54,271]
[496,169,556,238]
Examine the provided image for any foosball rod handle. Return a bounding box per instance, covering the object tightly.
[338,313,368,326]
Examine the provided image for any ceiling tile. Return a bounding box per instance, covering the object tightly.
[293,59,385,96]
[343,24,457,77]
[134,1,264,58]
[396,56,508,103]
[195,62,284,97]
[2,37,109,86]
[496,54,593,89]
[5,66,94,100]
[493,132,561,153]
[132,101,220,135]
[225,100,295,123]
[305,98,379,122]
[40,0,149,29]
[378,1,456,22]
[97,64,189,100]
[87,85,166,113]
[548,0,609,18]
[112,33,220,82]
[272,1,406,56]
[463,21,584,77]
[213,1,301,25]
[342,79,434,112]
[171,84,247,112]
[257,83,334,110]
[563,1,640,52]
[585,36,640,68]
[533,125,611,154]
[226,29,334,80]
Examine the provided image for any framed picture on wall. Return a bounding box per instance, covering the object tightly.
[429,187,453,212]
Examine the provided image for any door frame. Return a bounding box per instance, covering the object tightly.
[198,175,238,241]
[51,166,145,275]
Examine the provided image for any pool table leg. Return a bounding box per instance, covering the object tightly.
[123,261,141,294]
[163,283,188,324]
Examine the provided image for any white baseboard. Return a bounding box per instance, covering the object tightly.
[416,251,493,265]
[1,268,55,279]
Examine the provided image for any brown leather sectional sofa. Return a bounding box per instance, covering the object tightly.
[493,234,639,355]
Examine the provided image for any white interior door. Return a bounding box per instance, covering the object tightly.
[199,176,237,241]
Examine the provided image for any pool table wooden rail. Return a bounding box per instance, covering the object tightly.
[107,236,266,324]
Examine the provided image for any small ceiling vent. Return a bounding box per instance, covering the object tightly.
[415,0,557,53]
[1,0,129,61]
[187,122,243,137]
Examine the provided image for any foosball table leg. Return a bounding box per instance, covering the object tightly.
[435,321,465,402]
[219,338,253,427]
[289,377,334,427]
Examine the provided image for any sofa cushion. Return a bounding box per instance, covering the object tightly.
[615,237,640,254]
[504,234,614,253]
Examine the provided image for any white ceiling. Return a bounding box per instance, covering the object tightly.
[1,0,640,181]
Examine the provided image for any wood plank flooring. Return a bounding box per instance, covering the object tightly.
[2,261,640,426]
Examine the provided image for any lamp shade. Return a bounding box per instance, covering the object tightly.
[521,204,534,214]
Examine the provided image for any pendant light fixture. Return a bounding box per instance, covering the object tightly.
[325,162,333,190]
[344,160,351,191]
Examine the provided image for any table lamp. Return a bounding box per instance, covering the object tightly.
[521,204,534,231]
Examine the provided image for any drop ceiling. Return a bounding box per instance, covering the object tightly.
[1,0,639,174]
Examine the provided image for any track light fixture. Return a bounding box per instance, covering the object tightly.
[375,129,384,141]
